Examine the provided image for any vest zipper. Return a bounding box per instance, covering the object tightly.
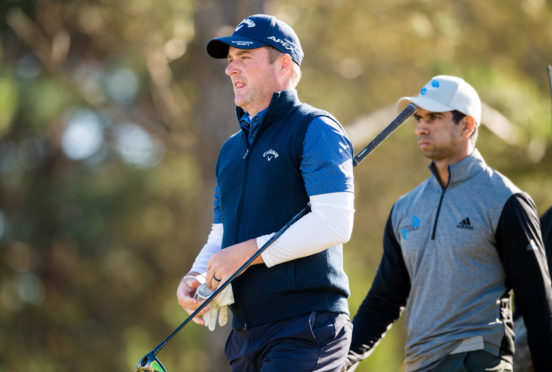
[235,144,250,242]
[235,143,251,327]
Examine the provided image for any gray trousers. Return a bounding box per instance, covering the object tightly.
[513,316,534,372]
[432,350,512,372]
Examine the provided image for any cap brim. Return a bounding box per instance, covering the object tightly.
[207,36,267,59]
[397,96,454,114]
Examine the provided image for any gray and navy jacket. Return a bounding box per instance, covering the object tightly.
[540,207,552,268]
[215,90,352,329]
[347,150,552,372]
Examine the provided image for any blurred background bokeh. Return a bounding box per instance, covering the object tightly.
[1,0,551,371]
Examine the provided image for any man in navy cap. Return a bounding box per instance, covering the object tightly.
[177,14,355,371]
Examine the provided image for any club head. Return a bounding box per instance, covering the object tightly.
[136,351,167,372]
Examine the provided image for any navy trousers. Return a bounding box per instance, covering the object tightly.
[224,311,352,372]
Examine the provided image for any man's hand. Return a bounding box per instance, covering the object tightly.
[176,272,209,325]
[205,239,264,290]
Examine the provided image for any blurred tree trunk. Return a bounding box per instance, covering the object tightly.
[192,1,264,371]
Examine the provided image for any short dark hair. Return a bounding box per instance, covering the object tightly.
[451,109,478,144]
[451,110,466,124]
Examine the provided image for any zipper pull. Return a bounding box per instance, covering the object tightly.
[242,148,249,159]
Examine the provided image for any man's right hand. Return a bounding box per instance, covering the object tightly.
[176,272,209,325]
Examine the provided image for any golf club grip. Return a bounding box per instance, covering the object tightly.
[149,102,417,356]
[548,65,552,93]
[353,103,418,166]
[548,65,552,131]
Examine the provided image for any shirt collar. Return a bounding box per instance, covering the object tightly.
[239,108,268,132]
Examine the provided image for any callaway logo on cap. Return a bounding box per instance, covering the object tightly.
[235,18,256,31]
[397,75,482,125]
[206,14,304,65]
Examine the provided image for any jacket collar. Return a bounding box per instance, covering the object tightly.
[428,149,487,188]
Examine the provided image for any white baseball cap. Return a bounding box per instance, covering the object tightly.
[397,75,481,125]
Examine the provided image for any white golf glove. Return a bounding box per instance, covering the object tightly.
[194,282,234,331]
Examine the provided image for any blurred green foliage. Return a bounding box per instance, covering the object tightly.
[1,0,551,371]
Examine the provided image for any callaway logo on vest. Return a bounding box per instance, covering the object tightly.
[263,149,279,161]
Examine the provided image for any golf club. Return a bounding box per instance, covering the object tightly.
[547,65,552,132]
[135,102,418,372]
[136,351,167,372]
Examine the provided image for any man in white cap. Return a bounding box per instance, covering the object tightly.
[177,14,354,371]
[343,75,552,372]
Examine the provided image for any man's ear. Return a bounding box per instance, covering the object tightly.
[462,116,476,138]
[279,53,293,74]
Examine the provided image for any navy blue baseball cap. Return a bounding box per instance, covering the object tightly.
[207,14,304,65]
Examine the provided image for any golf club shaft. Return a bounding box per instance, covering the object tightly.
[353,103,418,166]
[150,102,418,356]
[548,65,552,132]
